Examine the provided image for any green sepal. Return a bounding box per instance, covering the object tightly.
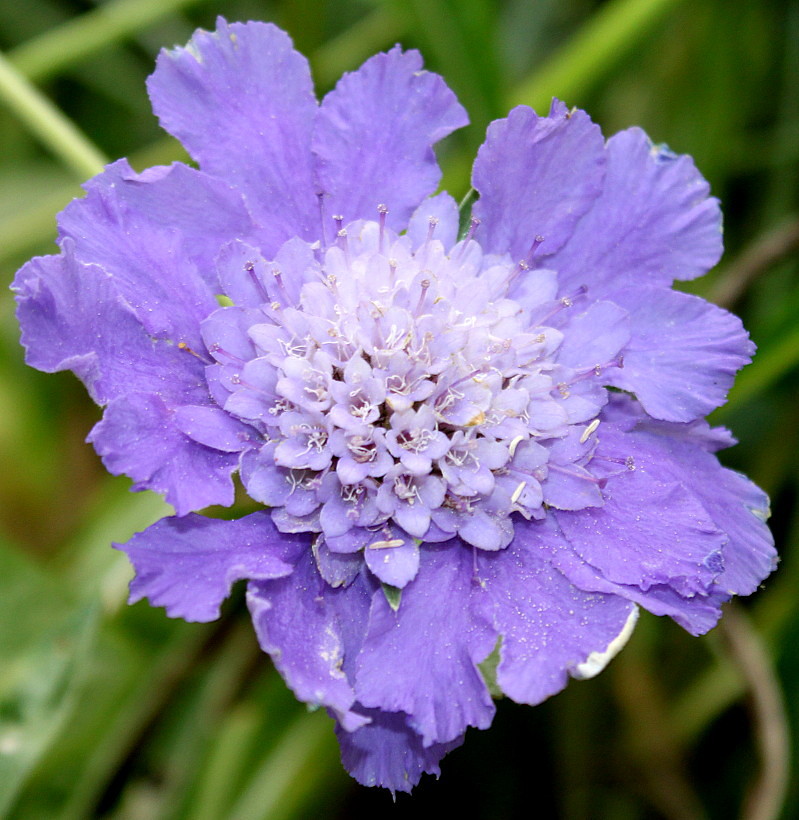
[457,187,478,239]
[381,583,402,612]
[478,637,505,699]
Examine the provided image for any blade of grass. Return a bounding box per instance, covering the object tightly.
[0,49,106,179]
[8,0,214,82]
[509,0,688,111]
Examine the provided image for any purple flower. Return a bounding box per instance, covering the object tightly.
[13,18,776,793]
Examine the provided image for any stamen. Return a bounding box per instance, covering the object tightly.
[271,267,293,305]
[414,279,431,316]
[177,341,212,363]
[337,228,349,262]
[377,204,388,253]
[548,462,606,487]
[244,261,270,302]
[209,342,246,365]
[455,217,481,261]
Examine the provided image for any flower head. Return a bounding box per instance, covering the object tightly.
[13,18,776,793]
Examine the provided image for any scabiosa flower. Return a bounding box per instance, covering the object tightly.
[13,18,776,793]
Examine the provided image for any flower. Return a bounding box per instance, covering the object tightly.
[13,18,776,793]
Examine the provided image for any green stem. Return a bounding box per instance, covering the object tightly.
[0,49,106,179]
[8,0,212,82]
[509,0,688,111]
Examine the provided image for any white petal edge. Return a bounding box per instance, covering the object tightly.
[571,605,639,680]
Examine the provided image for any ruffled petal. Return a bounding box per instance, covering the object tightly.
[603,399,776,596]
[555,443,727,598]
[548,128,723,296]
[547,532,729,636]
[312,47,467,231]
[147,19,319,250]
[473,539,638,704]
[13,240,206,407]
[336,708,462,794]
[247,549,375,719]
[57,160,254,349]
[88,393,238,515]
[355,542,496,745]
[472,101,606,260]
[118,512,297,621]
[606,287,754,422]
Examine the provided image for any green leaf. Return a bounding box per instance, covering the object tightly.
[0,541,99,816]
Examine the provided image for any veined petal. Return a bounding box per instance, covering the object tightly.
[312,47,468,231]
[336,709,463,794]
[603,399,776,596]
[555,458,727,598]
[247,549,375,719]
[606,287,754,421]
[58,159,255,349]
[355,542,496,746]
[147,18,319,251]
[472,101,606,260]
[89,393,238,515]
[118,512,298,621]
[548,128,723,296]
[473,539,637,704]
[13,240,206,407]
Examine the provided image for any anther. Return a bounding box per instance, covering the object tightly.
[579,419,600,444]
[177,341,211,363]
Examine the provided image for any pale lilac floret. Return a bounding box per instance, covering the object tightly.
[13,18,776,794]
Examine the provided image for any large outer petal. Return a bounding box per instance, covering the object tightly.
[472,100,606,260]
[605,286,754,422]
[147,19,319,251]
[312,47,467,231]
[247,549,375,721]
[473,539,637,705]
[554,455,727,598]
[547,128,723,296]
[604,401,777,596]
[13,240,206,407]
[14,241,239,514]
[354,542,496,746]
[118,512,297,621]
[58,159,254,349]
[336,708,463,794]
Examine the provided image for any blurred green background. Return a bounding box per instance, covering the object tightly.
[1,0,798,817]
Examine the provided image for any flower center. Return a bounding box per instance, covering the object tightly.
[209,218,621,551]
